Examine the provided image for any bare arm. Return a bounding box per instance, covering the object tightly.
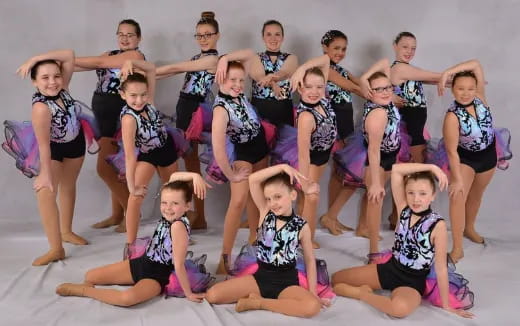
[299,224,318,297]
[121,115,140,195]
[31,103,53,192]
[290,55,330,92]
[443,113,465,198]
[391,63,441,85]
[17,49,75,90]
[271,54,298,81]
[365,108,387,203]
[156,55,218,79]
[297,112,315,178]
[438,59,486,104]
[120,59,156,104]
[328,68,363,98]
[360,58,391,99]
[168,172,211,200]
[74,50,144,70]
[215,49,264,83]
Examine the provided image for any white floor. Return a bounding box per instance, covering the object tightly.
[0,157,518,326]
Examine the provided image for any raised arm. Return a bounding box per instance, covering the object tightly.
[17,49,75,90]
[360,58,391,98]
[74,49,144,70]
[328,68,363,98]
[390,163,448,213]
[215,49,264,83]
[156,55,218,79]
[390,63,441,85]
[290,54,330,92]
[168,172,211,200]
[438,59,486,103]
[120,59,156,104]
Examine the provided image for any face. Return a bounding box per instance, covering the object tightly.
[322,37,347,64]
[160,189,191,221]
[262,24,284,52]
[119,82,149,110]
[220,67,245,97]
[369,77,393,106]
[32,63,63,96]
[263,183,296,216]
[117,23,141,51]
[299,73,326,104]
[451,77,477,105]
[393,36,416,63]
[195,24,219,52]
[405,179,435,213]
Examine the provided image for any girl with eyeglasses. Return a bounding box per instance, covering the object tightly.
[73,19,145,232]
[156,12,220,229]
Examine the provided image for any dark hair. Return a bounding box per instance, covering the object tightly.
[118,19,142,37]
[226,60,245,73]
[303,67,325,83]
[404,171,436,193]
[262,19,284,36]
[261,172,294,191]
[120,72,148,91]
[197,11,219,33]
[30,59,60,80]
[452,70,477,87]
[393,31,416,44]
[321,30,347,46]
[367,71,388,85]
[161,180,193,203]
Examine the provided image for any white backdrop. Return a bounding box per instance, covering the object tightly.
[1,1,519,325]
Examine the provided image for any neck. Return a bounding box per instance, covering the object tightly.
[41,91,61,101]
[218,90,239,100]
[410,206,432,217]
[275,210,294,222]
[266,50,281,57]
[300,99,321,108]
[454,100,474,108]
[202,48,218,54]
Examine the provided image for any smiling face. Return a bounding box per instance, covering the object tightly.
[393,36,416,63]
[195,24,219,52]
[263,23,284,52]
[405,178,435,213]
[299,72,326,104]
[322,37,347,64]
[32,62,63,96]
[220,66,245,97]
[369,76,393,106]
[451,76,477,106]
[117,23,141,51]
[160,188,191,221]
[119,81,149,111]
[263,182,296,216]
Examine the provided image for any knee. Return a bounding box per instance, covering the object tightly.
[228,196,248,212]
[305,193,319,206]
[84,269,97,284]
[389,300,412,318]
[331,271,344,286]
[118,291,139,307]
[205,287,220,304]
[300,299,321,318]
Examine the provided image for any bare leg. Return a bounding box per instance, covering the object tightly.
[364,168,389,254]
[184,144,207,229]
[449,164,474,262]
[92,195,125,229]
[236,286,321,318]
[125,162,156,244]
[58,156,87,245]
[93,137,129,228]
[322,181,356,235]
[355,194,370,238]
[245,157,269,243]
[359,287,422,318]
[463,168,495,244]
[301,164,327,248]
[206,275,260,303]
[332,263,382,289]
[409,144,426,164]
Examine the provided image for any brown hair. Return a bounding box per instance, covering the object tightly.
[452,70,477,87]
[394,31,415,44]
[404,171,436,193]
[197,11,219,33]
[161,180,193,203]
[227,60,245,73]
[262,19,284,36]
[261,172,294,191]
[120,72,148,91]
[30,60,60,80]
[118,19,142,37]
[303,67,325,83]
[367,71,388,86]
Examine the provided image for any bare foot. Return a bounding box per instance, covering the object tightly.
[333,283,373,299]
[56,282,93,297]
[449,249,464,263]
[320,215,343,236]
[312,240,320,249]
[61,232,88,245]
[114,220,127,233]
[91,216,123,229]
[464,229,485,244]
[32,248,65,266]
[336,220,354,232]
[355,228,382,240]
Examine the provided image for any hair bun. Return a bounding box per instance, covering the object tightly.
[201,11,215,19]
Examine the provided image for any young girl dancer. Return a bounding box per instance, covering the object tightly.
[156,12,220,229]
[56,172,210,306]
[206,164,323,318]
[438,59,506,262]
[75,19,145,231]
[332,163,473,319]
[16,49,88,265]
[212,56,270,273]
[289,54,338,248]
[116,60,186,246]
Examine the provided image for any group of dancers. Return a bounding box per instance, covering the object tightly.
[4,12,513,319]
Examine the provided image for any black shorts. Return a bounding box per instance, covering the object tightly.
[50,128,86,162]
[253,262,299,299]
[458,139,497,173]
[176,92,204,131]
[251,97,294,127]
[234,127,269,164]
[129,255,173,289]
[377,257,428,295]
[91,92,126,138]
[331,101,354,139]
[400,106,427,146]
[365,148,399,171]
[137,133,178,167]
[310,148,332,166]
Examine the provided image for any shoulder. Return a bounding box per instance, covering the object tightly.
[32,92,47,104]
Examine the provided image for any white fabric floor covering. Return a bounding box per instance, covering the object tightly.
[0,159,518,325]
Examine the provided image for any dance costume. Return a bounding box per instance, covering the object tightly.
[251,51,294,126]
[392,61,427,146]
[297,98,337,166]
[92,48,145,138]
[327,61,354,138]
[176,49,218,131]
